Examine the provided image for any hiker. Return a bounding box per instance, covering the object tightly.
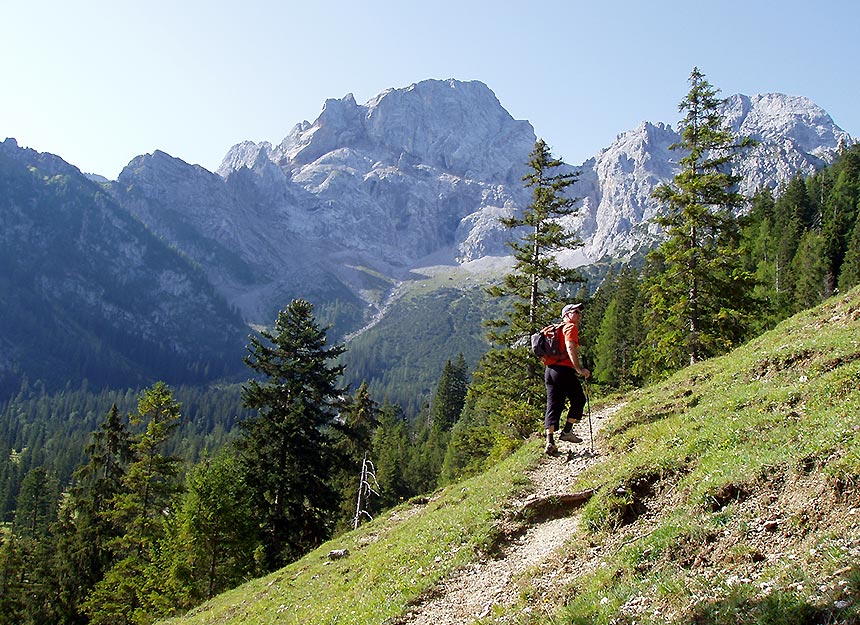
[543,302,590,455]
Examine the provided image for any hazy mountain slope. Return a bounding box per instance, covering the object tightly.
[0,139,248,396]
[161,286,860,625]
[339,266,507,415]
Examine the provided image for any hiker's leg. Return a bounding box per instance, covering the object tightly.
[567,376,586,422]
[544,366,564,442]
[560,368,583,432]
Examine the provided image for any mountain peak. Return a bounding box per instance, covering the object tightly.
[219,78,535,185]
[360,78,535,183]
[118,80,852,325]
[724,92,849,156]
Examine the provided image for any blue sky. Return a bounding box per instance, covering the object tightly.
[3,0,858,180]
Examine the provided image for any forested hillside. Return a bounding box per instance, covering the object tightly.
[580,142,860,387]
[0,382,251,521]
[1,73,859,624]
[162,284,860,625]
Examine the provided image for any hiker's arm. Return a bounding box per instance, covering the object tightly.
[566,339,590,378]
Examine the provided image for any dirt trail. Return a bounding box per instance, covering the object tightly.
[399,403,625,624]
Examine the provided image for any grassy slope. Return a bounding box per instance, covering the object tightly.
[164,287,860,625]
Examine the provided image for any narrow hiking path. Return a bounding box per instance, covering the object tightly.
[397,402,626,625]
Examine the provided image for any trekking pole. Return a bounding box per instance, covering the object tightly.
[584,377,594,453]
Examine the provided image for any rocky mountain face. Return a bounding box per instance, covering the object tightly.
[111,80,537,328]
[108,79,851,331]
[565,92,852,263]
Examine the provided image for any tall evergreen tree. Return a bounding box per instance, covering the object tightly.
[792,230,828,308]
[370,402,411,509]
[742,188,781,330]
[238,299,346,571]
[468,139,583,456]
[839,218,860,291]
[429,355,469,432]
[403,355,471,495]
[593,268,644,387]
[53,403,134,625]
[6,467,61,625]
[488,138,582,335]
[0,531,26,624]
[12,467,59,541]
[641,67,757,371]
[773,175,817,315]
[83,383,183,625]
[821,147,860,292]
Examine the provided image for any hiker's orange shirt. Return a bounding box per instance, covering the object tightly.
[542,322,578,367]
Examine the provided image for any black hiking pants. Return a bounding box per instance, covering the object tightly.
[544,364,585,431]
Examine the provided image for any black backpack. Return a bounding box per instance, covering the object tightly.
[530,324,564,358]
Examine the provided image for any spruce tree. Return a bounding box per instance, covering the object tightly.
[593,268,644,387]
[83,382,184,625]
[821,147,860,292]
[370,402,411,509]
[839,219,860,290]
[742,189,781,331]
[488,138,582,335]
[429,355,469,432]
[792,230,828,308]
[471,139,583,453]
[54,403,134,625]
[641,67,757,371]
[238,299,346,571]
[0,533,26,623]
[8,467,61,625]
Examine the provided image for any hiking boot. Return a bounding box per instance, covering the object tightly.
[544,442,558,455]
[559,431,583,443]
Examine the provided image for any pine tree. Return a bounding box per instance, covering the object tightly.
[117,382,183,557]
[429,355,469,432]
[0,532,26,625]
[12,467,59,541]
[641,67,757,371]
[370,402,411,509]
[53,403,134,625]
[839,218,860,290]
[742,189,781,331]
[593,268,644,387]
[7,467,61,625]
[821,147,860,292]
[792,230,828,308]
[238,299,346,571]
